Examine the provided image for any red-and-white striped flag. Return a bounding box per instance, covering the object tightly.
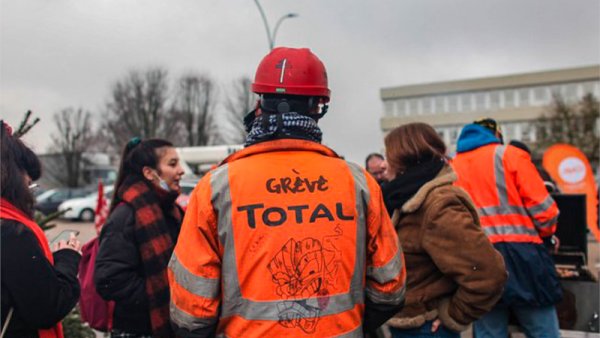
[94,180,109,235]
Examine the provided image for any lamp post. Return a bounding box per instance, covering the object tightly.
[272,13,298,49]
[253,0,298,50]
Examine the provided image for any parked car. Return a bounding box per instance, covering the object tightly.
[35,188,91,216]
[176,180,198,211]
[32,186,47,198]
[58,180,196,221]
[58,186,114,222]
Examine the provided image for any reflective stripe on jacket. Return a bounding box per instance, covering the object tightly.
[168,139,406,337]
[452,143,559,244]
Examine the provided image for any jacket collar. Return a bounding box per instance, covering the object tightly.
[220,138,341,165]
[456,124,501,153]
[400,165,456,214]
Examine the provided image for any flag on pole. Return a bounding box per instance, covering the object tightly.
[94,180,109,235]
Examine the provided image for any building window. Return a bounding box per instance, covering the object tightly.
[409,99,420,115]
[447,95,458,113]
[435,96,445,114]
[475,92,487,111]
[550,85,562,98]
[435,128,451,145]
[564,84,578,101]
[518,88,530,106]
[435,128,444,139]
[575,83,584,97]
[582,81,594,96]
[504,90,515,108]
[422,97,432,114]
[384,101,395,116]
[521,123,534,143]
[461,94,472,112]
[442,128,450,145]
[502,123,516,141]
[397,99,407,116]
[514,123,522,140]
[582,81,600,96]
[450,127,459,145]
[490,91,501,110]
[534,86,549,103]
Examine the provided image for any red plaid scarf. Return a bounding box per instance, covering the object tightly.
[119,177,182,337]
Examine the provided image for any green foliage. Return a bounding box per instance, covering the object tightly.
[62,307,96,338]
[33,208,71,232]
[536,93,599,164]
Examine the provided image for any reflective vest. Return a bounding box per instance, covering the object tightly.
[168,139,406,337]
[452,144,559,244]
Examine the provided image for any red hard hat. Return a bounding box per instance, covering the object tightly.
[252,47,330,102]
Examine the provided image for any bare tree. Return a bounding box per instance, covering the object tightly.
[173,72,218,146]
[222,76,256,144]
[86,126,114,153]
[104,67,182,148]
[49,107,93,187]
[536,93,599,164]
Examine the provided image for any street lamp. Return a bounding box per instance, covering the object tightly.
[272,13,298,49]
[253,0,298,50]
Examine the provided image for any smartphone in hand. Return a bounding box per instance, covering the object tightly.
[49,229,80,247]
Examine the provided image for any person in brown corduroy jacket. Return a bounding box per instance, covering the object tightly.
[382,123,508,337]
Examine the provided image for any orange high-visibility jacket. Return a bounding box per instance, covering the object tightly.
[452,144,559,244]
[168,139,406,337]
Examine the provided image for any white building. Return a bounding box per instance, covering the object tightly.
[380,65,600,151]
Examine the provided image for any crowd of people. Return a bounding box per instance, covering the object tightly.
[1,47,565,338]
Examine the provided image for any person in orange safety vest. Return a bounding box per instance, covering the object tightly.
[452,118,562,338]
[168,47,406,338]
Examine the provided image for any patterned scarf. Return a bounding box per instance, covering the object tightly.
[245,111,322,146]
[118,177,182,337]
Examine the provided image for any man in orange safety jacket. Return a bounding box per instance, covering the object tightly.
[168,47,406,337]
[452,118,562,338]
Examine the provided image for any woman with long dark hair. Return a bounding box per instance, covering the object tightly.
[382,123,507,338]
[0,121,81,338]
[94,138,184,338]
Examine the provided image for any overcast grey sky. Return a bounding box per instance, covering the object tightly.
[1,0,599,164]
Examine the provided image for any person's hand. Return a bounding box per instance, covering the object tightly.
[431,319,442,332]
[52,233,81,254]
[551,235,560,253]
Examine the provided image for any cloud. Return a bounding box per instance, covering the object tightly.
[1,0,598,163]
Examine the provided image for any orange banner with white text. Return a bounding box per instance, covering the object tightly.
[543,144,599,241]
